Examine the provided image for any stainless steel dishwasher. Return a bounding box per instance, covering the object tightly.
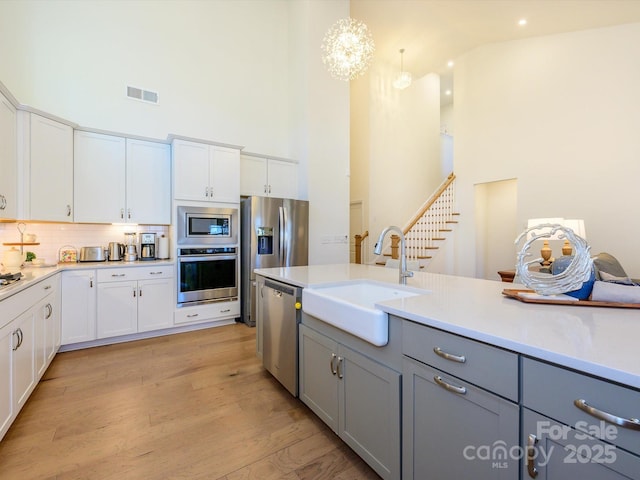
[260,278,302,396]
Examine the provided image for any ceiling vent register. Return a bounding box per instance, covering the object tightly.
[126,85,159,104]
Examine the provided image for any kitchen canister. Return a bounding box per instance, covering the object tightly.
[58,245,78,263]
[157,235,169,259]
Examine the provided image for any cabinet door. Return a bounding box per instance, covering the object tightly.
[126,139,171,224]
[522,408,640,480]
[299,324,339,432]
[74,131,126,223]
[172,140,209,201]
[268,159,298,199]
[29,114,73,221]
[0,91,17,220]
[340,344,400,480]
[209,146,240,203]
[34,294,51,378]
[403,356,519,480]
[0,326,13,439]
[97,281,138,338]
[44,287,60,366]
[61,270,97,345]
[12,310,35,411]
[137,278,173,332]
[240,155,268,196]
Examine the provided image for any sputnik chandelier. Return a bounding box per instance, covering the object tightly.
[321,17,375,81]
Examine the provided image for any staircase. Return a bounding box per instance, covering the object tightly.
[366,173,459,269]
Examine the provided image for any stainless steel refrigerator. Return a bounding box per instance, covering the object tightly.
[240,196,309,326]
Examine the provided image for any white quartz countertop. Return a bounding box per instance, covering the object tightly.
[254,264,640,390]
[0,260,174,302]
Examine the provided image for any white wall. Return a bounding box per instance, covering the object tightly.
[0,0,351,265]
[353,67,443,264]
[454,23,640,277]
[0,0,291,157]
[288,0,350,265]
[474,179,518,280]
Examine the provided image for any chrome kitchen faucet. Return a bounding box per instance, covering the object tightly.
[374,225,414,285]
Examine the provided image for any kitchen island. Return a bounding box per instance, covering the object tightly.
[255,264,640,480]
[255,263,640,389]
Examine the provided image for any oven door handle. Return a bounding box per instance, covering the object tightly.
[178,255,237,262]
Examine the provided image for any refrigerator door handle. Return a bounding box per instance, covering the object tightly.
[279,205,286,265]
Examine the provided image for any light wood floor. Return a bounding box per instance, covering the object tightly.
[0,324,380,480]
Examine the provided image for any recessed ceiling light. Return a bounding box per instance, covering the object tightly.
[447,60,454,68]
[518,18,527,26]
[445,90,452,96]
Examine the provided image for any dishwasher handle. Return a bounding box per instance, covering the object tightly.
[264,278,300,297]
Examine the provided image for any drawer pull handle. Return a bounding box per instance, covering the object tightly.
[220,308,230,313]
[44,285,52,290]
[112,274,126,277]
[330,353,337,375]
[574,399,640,431]
[149,271,163,275]
[337,356,344,379]
[187,313,199,318]
[433,347,466,363]
[526,434,539,478]
[433,375,467,395]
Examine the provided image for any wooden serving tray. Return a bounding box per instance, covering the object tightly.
[502,289,640,309]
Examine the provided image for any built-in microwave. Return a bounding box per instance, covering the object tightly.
[177,205,238,245]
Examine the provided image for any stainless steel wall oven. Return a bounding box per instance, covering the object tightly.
[177,247,238,307]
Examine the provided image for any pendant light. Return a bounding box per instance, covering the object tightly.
[393,48,412,90]
[321,17,375,81]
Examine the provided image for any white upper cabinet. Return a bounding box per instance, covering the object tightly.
[74,131,170,224]
[126,139,171,225]
[0,91,17,220]
[74,131,126,223]
[26,113,74,222]
[240,154,298,199]
[173,139,240,204]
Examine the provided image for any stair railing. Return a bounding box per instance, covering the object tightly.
[402,173,457,262]
[354,230,369,264]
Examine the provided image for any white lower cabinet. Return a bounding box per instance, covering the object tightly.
[34,278,60,378]
[137,277,175,332]
[97,281,138,338]
[1,274,61,441]
[0,326,12,437]
[174,300,239,325]
[97,266,173,339]
[12,310,35,411]
[299,324,401,480]
[61,270,97,345]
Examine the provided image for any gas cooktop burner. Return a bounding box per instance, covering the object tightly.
[0,272,23,287]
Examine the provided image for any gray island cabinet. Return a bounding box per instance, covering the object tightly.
[402,318,519,480]
[521,358,640,479]
[254,263,640,480]
[299,313,402,480]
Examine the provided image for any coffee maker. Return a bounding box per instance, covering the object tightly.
[140,232,156,261]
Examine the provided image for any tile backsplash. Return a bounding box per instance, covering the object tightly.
[0,222,170,264]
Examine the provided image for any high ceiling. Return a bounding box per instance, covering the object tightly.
[351,0,640,102]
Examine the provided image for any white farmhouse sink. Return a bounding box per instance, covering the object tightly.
[302,281,424,346]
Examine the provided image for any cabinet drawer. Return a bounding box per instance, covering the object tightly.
[1,275,59,328]
[174,300,239,325]
[97,266,173,282]
[403,320,518,401]
[523,357,640,456]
